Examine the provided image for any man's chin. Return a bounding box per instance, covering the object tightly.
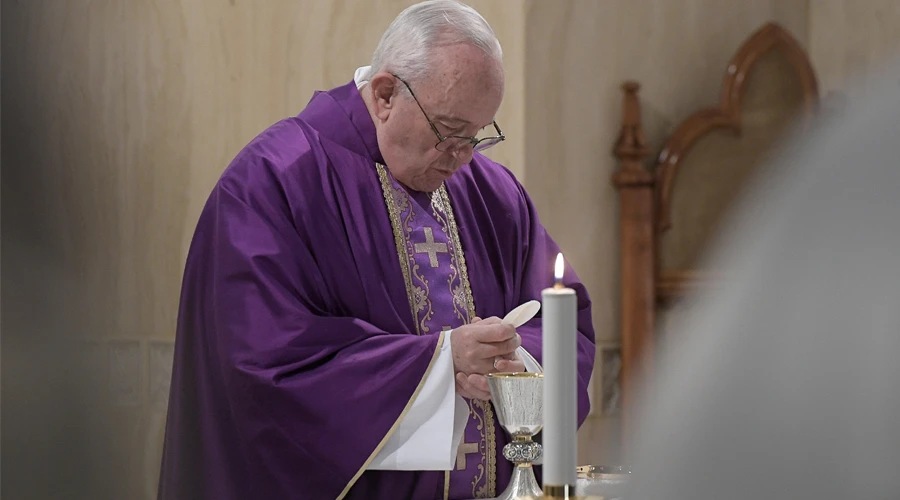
[412,183,443,193]
[408,174,451,193]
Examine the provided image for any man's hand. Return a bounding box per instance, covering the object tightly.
[456,372,491,400]
[451,317,527,400]
[451,317,522,375]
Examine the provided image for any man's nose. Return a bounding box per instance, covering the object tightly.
[450,143,475,164]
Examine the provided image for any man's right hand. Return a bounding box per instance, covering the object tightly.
[450,317,521,375]
[450,317,525,400]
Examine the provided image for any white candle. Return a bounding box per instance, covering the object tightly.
[541,253,578,490]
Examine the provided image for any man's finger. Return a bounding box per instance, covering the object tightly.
[495,358,526,373]
[456,373,476,399]
[483,334,522,358]
[459,373,491,400]
[456,381,475,399]
[468,386,491,400]
[467,374,490,395]
[473,323,516,343]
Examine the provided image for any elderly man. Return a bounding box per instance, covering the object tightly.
[158,1,595,499]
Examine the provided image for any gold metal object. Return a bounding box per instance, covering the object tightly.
[574,464,631,500]
[543,484,577,498]
[576,465,631,479]
[514,465,631,499]
[514,497,605,499]
[515,495,604,500]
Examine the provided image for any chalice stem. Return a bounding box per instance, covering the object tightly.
[496,464,542,500]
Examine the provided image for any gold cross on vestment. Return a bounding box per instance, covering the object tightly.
[414,227,448,268]
[456,439,480,470]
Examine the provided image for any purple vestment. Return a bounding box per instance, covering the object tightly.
[157,80,596,500]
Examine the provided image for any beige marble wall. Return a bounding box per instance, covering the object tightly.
[521,0,810,465]
[1,2,523,498]
[809,0,900,96]
[6,0,899,496]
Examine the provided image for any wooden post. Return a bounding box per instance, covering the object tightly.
[611,82,654,461]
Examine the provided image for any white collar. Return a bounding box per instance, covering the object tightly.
[353,66,371,89]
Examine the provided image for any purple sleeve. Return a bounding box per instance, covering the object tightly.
[208,184,442,496]
[511,186,597,426]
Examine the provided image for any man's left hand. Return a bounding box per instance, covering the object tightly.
[455,353,527,400]
[492,356,525,373]
[455,372,491,400]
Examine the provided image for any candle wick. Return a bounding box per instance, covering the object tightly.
[553,281,564,289]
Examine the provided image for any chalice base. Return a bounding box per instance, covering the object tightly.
[495,464,542,500]
[514,496,605,500]
[514,484,605,500]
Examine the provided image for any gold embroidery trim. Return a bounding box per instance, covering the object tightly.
[435,185,497,498]
[435,185,476,320]
[374,172,498,497]
[376,163,421,335]
[398,184,436,335]
[468,398,486,497]
[480,400,498,498]
[430,192,469,324]
[336,331,448,499]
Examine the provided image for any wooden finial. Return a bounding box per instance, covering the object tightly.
[613,81,650,162]
[612,81,652,188]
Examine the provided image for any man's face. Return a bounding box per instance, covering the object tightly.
[368,44,505,192]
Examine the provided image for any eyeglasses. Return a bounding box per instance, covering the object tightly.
[392,73,505,153]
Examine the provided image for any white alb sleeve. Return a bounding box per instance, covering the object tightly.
[368,330,468,470]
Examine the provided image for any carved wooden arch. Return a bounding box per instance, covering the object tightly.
[655,22,820,233]
[611,23,821,461]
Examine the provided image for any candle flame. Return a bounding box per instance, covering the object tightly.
[554,253,564,283]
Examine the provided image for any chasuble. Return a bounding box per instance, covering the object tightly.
[158,74,596,500]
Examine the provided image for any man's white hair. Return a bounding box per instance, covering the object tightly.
[365,0,502,84]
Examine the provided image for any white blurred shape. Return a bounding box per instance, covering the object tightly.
[626,54,900,500]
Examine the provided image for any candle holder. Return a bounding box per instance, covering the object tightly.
[515,485,606,500]
[516,485,606,500]
[485,372,544,500]
[575,465,631,500]
[516,494,605,499]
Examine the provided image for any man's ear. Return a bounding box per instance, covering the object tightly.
[369,72,398,122]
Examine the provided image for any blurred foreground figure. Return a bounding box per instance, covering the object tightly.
[626,58,900,500]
